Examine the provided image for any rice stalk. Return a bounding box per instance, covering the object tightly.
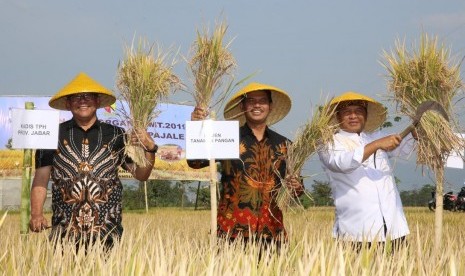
[0,211,7,229]
[275,101,338,211]
[382,33,464,170]
[187,21,236,112]
[3,209,465,274]
[383,33,465,249]
[117,38,180,167]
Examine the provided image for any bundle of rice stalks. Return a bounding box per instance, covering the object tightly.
[117,38,180,167]
[188,21,236,112]
[383,33,464,170]
[275,101,338,211]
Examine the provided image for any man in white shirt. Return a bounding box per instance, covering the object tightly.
[318,91,416,249]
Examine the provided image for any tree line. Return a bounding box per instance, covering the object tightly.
[122,179,437,210]
[122,180,210,210]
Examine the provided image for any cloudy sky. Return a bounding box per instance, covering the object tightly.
[1,0,465,191]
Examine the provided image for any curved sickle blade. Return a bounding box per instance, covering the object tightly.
[399,100,449,138]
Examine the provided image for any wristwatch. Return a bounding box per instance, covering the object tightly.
[145,144,158,153]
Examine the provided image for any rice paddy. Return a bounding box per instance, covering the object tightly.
[1,207,464,275]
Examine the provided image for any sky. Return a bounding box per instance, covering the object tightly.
[1,0,465,192]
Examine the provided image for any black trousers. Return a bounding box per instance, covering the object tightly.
[50,229,118,254]
[225,236,282,261]
[345,236,408,253]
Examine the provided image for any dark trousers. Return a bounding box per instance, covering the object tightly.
[225,236,282,261]
[345,236,408,253]
[50,229,118,255]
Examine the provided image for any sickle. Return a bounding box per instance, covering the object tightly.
[399,100,449,138]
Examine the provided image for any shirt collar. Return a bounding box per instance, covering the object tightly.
[240,123,270,139]
[66,117,101,131]
[337,129,365,137]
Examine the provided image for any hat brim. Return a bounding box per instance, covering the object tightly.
[329,92,386,132]
[49,94,116,110]
[223,82,292,126]
[49,72,116,110]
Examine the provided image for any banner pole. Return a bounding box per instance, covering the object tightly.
[194,181,201,210]
[144,181,149,213]
[20,102,34,234]
[209,112,218,247]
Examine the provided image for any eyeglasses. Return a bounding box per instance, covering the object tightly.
[67,93,97,103]
[338,106,367,117]
[243,97,270,106]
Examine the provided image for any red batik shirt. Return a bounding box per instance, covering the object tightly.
[189,124,293,240]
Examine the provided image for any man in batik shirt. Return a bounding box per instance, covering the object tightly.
[189,83,303,246]
[29,72,157,248]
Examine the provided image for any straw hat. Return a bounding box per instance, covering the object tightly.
[223,82,292,126]
[330,91,386,132]
[49,72,116,110]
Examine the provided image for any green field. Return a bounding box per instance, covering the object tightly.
[1,207,464,275]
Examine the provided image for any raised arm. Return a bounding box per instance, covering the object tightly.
[363,134,402,162]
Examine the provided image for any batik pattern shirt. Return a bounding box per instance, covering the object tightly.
[189,124,292,240]
[35,119,129,242]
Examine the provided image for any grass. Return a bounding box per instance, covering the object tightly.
[1,207,465,274]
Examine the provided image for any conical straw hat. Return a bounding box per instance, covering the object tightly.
[330,91,386,132]
[49,72,116,110]
[223,82,292,126]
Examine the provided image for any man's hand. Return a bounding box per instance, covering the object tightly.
[376,134,402,152]
[191,106,209,121]
[130,128,157,152]
[285,175,304,196]
[29,214,49,233]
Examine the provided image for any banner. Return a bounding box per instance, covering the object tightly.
[0,96,209,181]
[445,133,465,169]
[186,120,239,159]
[11,109,60,149]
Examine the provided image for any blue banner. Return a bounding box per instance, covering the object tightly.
[0,96,209,181]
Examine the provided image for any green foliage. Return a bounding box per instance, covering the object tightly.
[189,185,211,209]
[400,184,435,206]
[122,180,192,210]
[382,121,393,129]
[380,116,401,129]
[298,193,313,209]
[308,180,334,207]
[122,179,439,209]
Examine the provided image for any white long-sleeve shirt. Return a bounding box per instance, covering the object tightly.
[318,129,416,242]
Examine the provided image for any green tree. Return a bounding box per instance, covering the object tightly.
[298,192,313,209]
[189,184,211,209]
[149,180,183,207]
[400,184,434,207]
[309,180,333,206]
[122,184,145,210]
[122,180,192,209]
